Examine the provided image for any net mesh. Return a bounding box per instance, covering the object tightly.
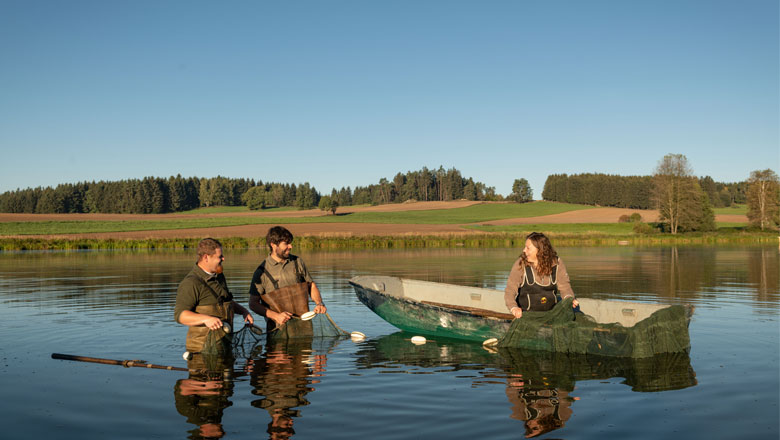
[201,327,232,358]
[232,323,266,359]
[497,297,691,358]
[268,313,349,343]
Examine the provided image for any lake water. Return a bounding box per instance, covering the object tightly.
[1,246,778,439]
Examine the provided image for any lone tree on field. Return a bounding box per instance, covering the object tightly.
[510,179,533,203]
[318,196,338,215]
[746,169,780,231]
[652,154,715,234]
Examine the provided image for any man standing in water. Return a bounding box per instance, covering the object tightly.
[174,238,254,353]
[249,226,326,331]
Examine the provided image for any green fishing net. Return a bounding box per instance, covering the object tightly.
[498,348,697,392]
[267,313,349,343]
[232,323,265,359]
[497,297,692,358]
[201,326,233,358]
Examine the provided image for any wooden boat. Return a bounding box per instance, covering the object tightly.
[349,275,694,357]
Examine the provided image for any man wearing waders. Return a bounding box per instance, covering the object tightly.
[248,226,326,332]
[174,238,254,353]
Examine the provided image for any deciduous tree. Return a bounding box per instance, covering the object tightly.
[652,154,715,234]
[318,196,338,215]
[510,179,533,203]
[746,169,780,230]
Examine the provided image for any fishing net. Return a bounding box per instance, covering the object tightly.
[267,312,349,343]
[232,323,266,359]
[498,348,697,392]
[497,297,691,358]
[201,327,233,358]
[186,351,235,380]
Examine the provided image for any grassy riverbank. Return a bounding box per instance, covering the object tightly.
[1,229,774,251]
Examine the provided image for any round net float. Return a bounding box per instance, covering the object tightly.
[182,351,192,361]
[350,331,366,341]
[300,311,317,321]
[482,337,498,346]
[410,336,427,345]
[483,345,499,354]
[222,321,232,334]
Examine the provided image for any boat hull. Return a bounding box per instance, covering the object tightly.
[350,275,694,357]
[351,281,510,341]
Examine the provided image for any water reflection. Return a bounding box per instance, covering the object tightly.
[356,332,697,437]
[248,337,342,439]
[173,354,239,440]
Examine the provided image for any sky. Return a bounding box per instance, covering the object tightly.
[1,0,777,198]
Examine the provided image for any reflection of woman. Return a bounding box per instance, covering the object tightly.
[504,232,578,319]
[505,380,575,438]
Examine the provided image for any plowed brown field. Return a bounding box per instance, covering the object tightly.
[0,201,746,239]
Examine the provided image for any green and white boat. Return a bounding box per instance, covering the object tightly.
[349,275,694,357]
[350,275,514,341]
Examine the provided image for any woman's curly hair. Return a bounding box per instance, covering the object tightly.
[519,232,558,276]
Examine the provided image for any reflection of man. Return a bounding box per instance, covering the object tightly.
[506,377,575,438]
[248,339,329,440]
[248,226,326,331]
[174,354,235,440]
[175,238,253,353]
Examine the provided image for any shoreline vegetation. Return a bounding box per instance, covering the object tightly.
[0,230,774,252]
[0,201,773,252]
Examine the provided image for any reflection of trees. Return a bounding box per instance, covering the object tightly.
[249,338,338,440]
[748,248,779,302]
[4,246,776,317]
[567,247,776,303]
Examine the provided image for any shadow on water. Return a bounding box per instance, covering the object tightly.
[354,332,697,438]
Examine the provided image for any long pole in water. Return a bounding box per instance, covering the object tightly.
[51,353,193,373]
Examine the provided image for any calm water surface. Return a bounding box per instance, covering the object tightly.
[0,246,778,439]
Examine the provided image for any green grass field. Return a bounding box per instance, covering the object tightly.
[0,202,592,235]
[713,204,747,215]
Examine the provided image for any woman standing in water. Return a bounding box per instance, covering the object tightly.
[504,232,579,319]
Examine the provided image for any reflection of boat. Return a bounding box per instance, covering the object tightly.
[355,332,698,393]
[356,332,696,438]
[349,275,694,357]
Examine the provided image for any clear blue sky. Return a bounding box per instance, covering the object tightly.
[1,0,777,198]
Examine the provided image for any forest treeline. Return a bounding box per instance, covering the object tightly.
[541,173,747,209]
[0,167,498,214]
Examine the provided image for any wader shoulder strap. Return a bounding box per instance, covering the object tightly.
[524,265,535,285]
[260,258,304,290]
[259,261,279,290]
[190,273,226,304]
[524,265,559,287]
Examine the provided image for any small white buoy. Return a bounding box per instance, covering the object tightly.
[483,345,498,354]
[182,351,192,361]
[222,321,232,334]
[482,338,498,347]
[350,331,366,341]
[411,336,427,345]
[300,311,317,321]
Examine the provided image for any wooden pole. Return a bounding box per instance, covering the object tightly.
[51,353,194,373]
